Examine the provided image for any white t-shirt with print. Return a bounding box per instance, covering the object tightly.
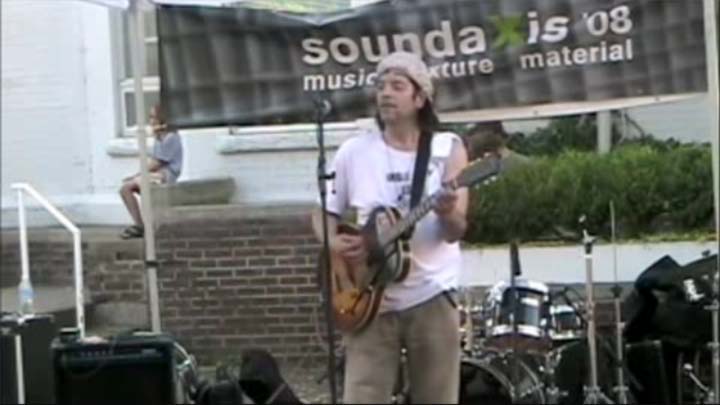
[323,127,463,313]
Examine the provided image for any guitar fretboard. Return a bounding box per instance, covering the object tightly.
[378,183,455,247]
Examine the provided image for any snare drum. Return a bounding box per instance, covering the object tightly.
[483,279,552,353]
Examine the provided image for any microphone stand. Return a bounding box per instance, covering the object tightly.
[708,265,719,404]
[509,240,521,402]
[314,99,338,404]
[580,217,614,404]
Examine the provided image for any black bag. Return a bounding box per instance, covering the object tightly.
[624,254,716,348]
[239,349,303,404]
[194,379,244,405]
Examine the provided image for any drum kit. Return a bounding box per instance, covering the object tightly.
[380,207,718,405]
[455,218,628,405]
[454,206,720,405]
[457,276,607,404]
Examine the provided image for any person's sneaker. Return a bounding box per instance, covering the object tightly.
[120,225,144,239]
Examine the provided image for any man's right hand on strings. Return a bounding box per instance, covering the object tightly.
[330,234,368,266]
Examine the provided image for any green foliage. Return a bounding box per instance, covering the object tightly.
[505,115,692,157]
[507,116,602,156]
[465,144,714,244]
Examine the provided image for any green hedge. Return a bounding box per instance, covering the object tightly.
[465,144,714,244]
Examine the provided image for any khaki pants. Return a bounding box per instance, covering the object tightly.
[342,292,461,404]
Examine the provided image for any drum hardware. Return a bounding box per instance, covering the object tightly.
[552,286,642,400]
[682,362,713,404]
[509,240,522,400]
[609,202,630,404]
[459,288,481,355]
[579,216,614,404]
[541,349,567,404]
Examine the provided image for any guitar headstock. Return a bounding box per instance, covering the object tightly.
[454,156,501,188]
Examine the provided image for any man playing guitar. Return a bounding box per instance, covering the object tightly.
[312,51,469,404]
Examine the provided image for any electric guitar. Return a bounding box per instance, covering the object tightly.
[320,157,501,333]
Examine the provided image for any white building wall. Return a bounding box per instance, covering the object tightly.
[1,1,93,199]
[626,95,713,143]
[0,0,356,228]
[0,0,715,228]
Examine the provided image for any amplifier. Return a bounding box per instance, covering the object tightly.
[53,333,179,405]
[0,313,56,405]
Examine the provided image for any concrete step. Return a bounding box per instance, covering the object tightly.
[1,284,93,329]
[1,284,91,313]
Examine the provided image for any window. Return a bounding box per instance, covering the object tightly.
[117,8,159,136]
[115,0,353,135]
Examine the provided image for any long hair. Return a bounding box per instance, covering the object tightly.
[375,81,439,139]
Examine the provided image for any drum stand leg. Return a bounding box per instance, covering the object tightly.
[543,350,563,404]
[609,284,630,405]
[581,223,614,405]
[708,269,719,404]
[609,203,630,404]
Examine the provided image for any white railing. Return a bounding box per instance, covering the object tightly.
[11,183,85,339]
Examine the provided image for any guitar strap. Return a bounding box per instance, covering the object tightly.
[403,130,433,240]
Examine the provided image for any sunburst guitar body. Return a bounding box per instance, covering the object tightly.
[320,156,501,334]
[322,206,410,333]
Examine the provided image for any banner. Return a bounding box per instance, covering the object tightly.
[157,0,708,128]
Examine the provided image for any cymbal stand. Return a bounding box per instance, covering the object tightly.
[609,203,630,404]
[580,217,614,404]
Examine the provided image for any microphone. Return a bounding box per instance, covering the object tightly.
[313,98,332,118]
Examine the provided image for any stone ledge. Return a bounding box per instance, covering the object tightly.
[151,177,235,209]
[155,202,315,226]
[215,120,372,154]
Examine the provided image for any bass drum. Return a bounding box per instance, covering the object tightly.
[459,352,545,404]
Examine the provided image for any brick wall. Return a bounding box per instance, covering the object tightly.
[0,206,330,366]
[1,230,148,311]
[1,237,78,287]
[155,206,327,365]
[0,206,630,367]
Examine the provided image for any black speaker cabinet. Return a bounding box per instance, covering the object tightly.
[52,333,178,405]
[625,339,676,405]
[1,314,56,405]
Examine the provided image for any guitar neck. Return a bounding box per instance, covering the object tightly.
[379,184,454,247]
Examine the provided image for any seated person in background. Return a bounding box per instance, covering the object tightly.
[119,105,183,239]
[464,121,530,172]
